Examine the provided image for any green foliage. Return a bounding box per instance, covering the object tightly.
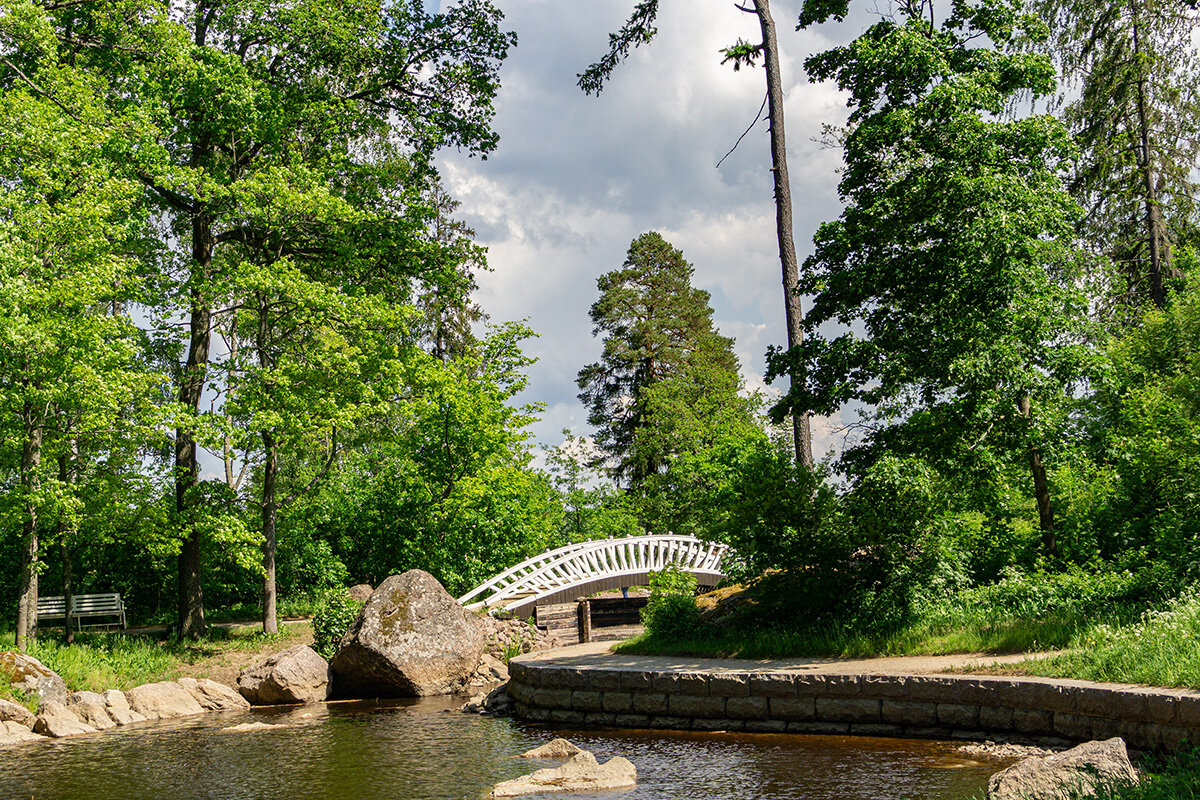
[775,0,1089,560]
[312,591,363,661]
[1017,590,1200,689]
[577,232,763,536]
[28,634,181,693]
[640,563,705,640]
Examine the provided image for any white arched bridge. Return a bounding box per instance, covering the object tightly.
[457,534,729,616]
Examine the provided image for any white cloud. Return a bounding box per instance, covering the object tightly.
[440,0,856,456]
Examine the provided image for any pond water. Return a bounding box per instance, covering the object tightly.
[0,697,1008,800]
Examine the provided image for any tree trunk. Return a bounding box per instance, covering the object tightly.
[176,212,214,640]
[754,0,814,469]
[59,445,76,644]
[1019,395,1057,558]
[261,429,279,635]
[16,403,42,652]
[1130,1,1168,308]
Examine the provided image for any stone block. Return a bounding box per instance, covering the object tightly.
[936,703,979,728]
[725,696,769,720]
[1012,708,1054,736]
[1141,692,1181,726]
[1053,712,1092,740]
[709,673,750,697]
[750,673,797,698]
[861,676,908,700]
[787,720,850,734]
[506,681,532,705]
[1174,694,1200,727]
[881,701,938,726]
[649,715,691,729]
[979,705,1014,731]
[1018,680,1077,714]
[907,677,959,704]
[602,692,633,714]
[541,668,587,691]
[514,703,549,722]
[668,694,726,719]
[545,709,586,725]
[1158,726,1192,752]
[1077,687,1145,719]
[678,672,709,696]
[744,719,788,733]
[508,661,532,686]
[620,671,652,693]
[613,714,650,728]
[905,726,953,740]
[583,712,616,726]
[850,723,903,737]
[531,688,572,709]
[769,697,816,721]
[571,690,604,712]
[693,718,742,732]
[801,674,860,698]
[631,693,669,715]
[816,698,881,724]
[588,670,622,692]
[652,673,681,694]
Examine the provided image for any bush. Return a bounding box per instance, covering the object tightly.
[311,590,363,660]
[641,564,704,640]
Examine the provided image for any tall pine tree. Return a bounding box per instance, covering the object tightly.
[577,233,755,502]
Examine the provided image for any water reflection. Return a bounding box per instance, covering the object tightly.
[0,697,1006,800]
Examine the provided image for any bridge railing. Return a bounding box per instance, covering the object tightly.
[457,534,728,614]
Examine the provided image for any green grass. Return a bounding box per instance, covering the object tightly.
[1000,592,1200,689]
[1,620,311,704]
[618,568,1155,664]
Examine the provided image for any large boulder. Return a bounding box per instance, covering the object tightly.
[179,677,251,711]
[33,700,97,738]
[0,698,35,729]
[490,751,637,797]
[988,738,1139,800]
[237,645,331,705]
[0,720,46,745]
[0,651,67,705]
[101,689,147,726]
[125,681,206,720]
[347,584,374,603]
[67,691,116,730]
[331,570,486,697]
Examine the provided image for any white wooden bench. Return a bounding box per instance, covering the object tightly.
[36,593,127,630]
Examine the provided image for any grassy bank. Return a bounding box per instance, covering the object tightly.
[616,571,1200,691]
[1,621,311,707]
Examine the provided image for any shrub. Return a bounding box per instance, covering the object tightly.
[312,590,363,660]
[641,563,704,640]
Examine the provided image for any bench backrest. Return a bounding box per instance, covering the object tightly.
[71,594,124,614]
[37,593,123,615]
[37,596,68,615]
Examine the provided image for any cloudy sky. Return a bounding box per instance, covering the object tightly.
[439,0,868,458]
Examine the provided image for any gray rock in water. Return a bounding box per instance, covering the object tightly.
[331,570,486,697]
[988,738,1139,800]
[0,697,35,729]
[0,651,67,705]
[178,677,251,711]
[518,738,585,759]
[237,645,332,705]
[34,700,97,738]
[490,751,637,797]
[67,691,116,730]
[126,681,206,720]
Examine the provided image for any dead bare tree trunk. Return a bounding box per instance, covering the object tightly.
[753,0,814,469]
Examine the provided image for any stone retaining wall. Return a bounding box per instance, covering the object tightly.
[508,659,1200,753]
